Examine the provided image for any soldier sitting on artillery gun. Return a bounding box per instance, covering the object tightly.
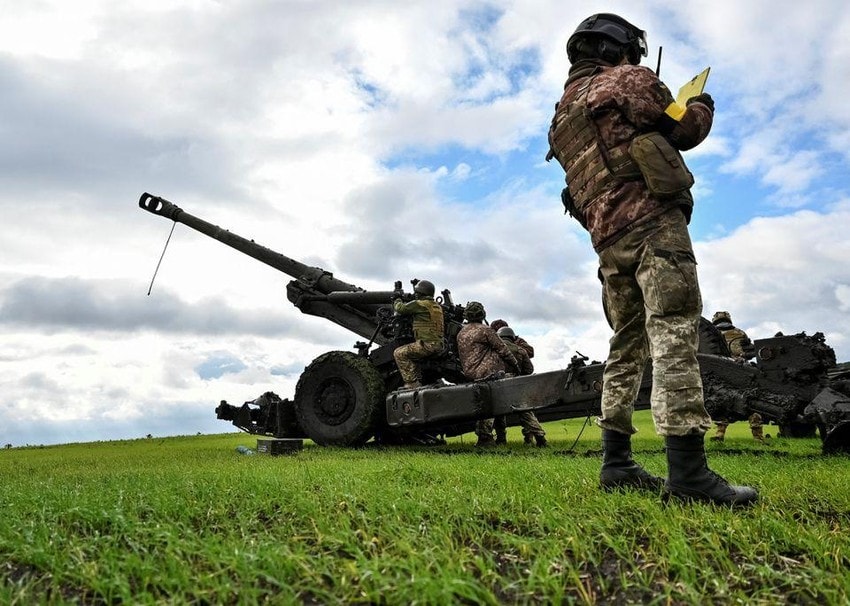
[392,280,445,390]
[710,310,764,443]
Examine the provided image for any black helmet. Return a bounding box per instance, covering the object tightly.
[464,301,486,322]
[414,280,435,298]
[496,326,516,340]
[567,13,647,65]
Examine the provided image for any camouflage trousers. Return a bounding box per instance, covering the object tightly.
[393,340,444,384]
[597,208,712,437]
[476,413,546,439]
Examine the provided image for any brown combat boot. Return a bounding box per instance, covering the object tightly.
[664,434,758,507]
[600,430,664,492]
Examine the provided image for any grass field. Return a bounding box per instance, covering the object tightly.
[1,411,848,605]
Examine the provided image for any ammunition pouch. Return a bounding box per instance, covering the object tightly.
[560,187,588,228]
[629,132,694,199]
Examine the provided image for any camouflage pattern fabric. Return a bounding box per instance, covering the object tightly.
[500,337,546,438]
[458,322,518,441]
[502,338,534,376]
[549,61,713,253]
[515,336,535,359]
[714,322,752,359]
[490,319,535,358]
[456,322,518,380]
[393,340,445,384]
[493,412,545,439]
[597,207,713,436]
[393,297,444,343]
[475,417,495,440]
[392,296,445,384]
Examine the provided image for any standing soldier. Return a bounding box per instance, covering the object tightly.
[392,280,445,390]
[495,326,548,447]
[710,311,763,442]
[547,13,756,505]
[456,302,518,447]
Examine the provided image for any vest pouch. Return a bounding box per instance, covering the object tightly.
[629,132,694,198]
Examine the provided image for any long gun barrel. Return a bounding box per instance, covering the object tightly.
[139,193,391,343]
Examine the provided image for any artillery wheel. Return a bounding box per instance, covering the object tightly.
[294,351,385,446]
[698,317,731,356]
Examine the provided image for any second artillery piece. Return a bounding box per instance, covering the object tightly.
[139,193,850,452]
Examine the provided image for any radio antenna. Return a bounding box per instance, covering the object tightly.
[656,46,663,77]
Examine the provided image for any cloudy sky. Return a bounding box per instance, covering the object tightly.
[2,0,849,447]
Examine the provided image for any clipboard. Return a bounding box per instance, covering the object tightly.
[675,67,710,107]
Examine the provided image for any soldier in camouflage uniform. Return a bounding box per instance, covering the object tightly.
[490,319,535,358]
[710,311,764,442]
[547,13,756,505]
[456,302,518,447]
[495,326,548,447]
[392,280,445,390]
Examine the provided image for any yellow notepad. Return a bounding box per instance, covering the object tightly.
[675,67,711,106]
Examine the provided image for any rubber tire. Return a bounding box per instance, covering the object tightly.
[698,317,731,356]
[294,351,385,446]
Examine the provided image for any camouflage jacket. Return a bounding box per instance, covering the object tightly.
[457,322,518,381]
[549,60,713,252]
[393,297,444,343]
[502,338,534,375]
[515,336,534,359]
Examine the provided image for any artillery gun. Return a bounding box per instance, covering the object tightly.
[139,193,850,453]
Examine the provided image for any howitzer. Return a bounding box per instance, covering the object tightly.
[140,194,850,452]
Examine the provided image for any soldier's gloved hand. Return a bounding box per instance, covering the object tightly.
[687,92,714,112]
[392,288,404,301]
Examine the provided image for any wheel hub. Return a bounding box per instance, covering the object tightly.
[314,378,355,426]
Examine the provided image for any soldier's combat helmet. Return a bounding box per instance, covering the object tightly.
[567,13,648,66]
[712,311,732,325]
[413,280,435,298]
[464,301,486,322]
[496,326,516,339]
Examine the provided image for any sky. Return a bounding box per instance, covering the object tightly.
[2,0,849,447]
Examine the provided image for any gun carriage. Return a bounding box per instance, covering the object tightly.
[139,193,850,453]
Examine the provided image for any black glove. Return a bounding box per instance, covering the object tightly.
[392,288,404,301]
[687,92,714,112]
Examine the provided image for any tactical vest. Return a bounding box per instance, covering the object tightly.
[548,76,641,217]
[721,327,750,358]
[412,299,444,344]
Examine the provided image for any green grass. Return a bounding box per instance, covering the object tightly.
[1,412,848,605]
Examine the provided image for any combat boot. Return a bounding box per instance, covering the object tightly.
[494,429,507,445]
[664,434,758,507]
[600,430,664,492]
[710,423,727,442]
[476,434,496,448]
[535,434,548,448]
[523,435,534,445]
